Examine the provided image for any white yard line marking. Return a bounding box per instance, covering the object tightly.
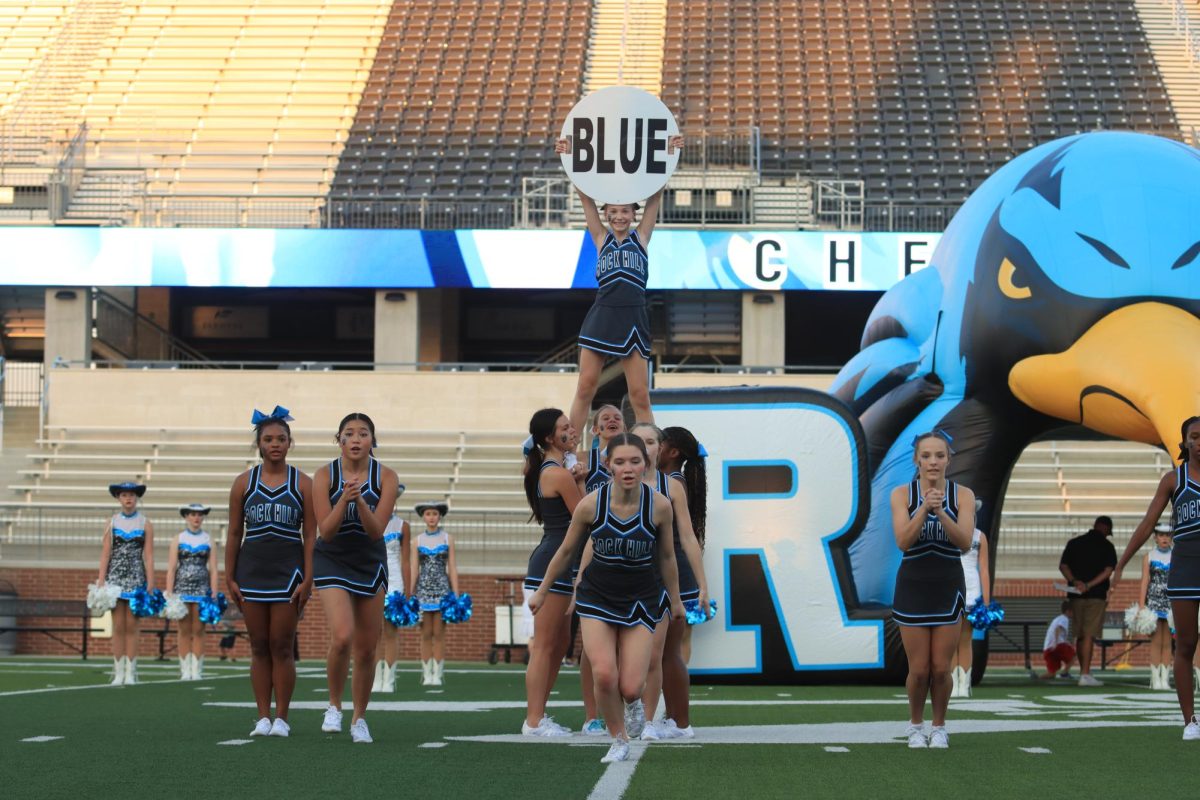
[776,693,792,697]
[587,741,648,800]
[0,670,71,675]
[21,735,63,743]
[1019,746,1052,754]
[217,739,253,746]
[0,671,244,697]
[419,742,447,748]
[195,686,215,691]
[824,746,849,752]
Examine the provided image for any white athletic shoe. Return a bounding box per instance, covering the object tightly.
[521,716,572,737]
[110,657,124,686]
[658,719,688,739]
[639,721,661,741]
[624,699,646,738]
[1077,673,1103,687]
[269,718,290,737]
[1184,716,1200,741]
[928,726,949,749]
[250,717,273,737]
[673,724,695,739]
[321,706,343,733]
[905,724,927,748]
[581,718,607,736]
[350,718,373,744]
[600,737,630,763]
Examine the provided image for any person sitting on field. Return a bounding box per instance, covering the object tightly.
[1042,601,1075,679]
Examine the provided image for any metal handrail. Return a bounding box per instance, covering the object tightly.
[92,291,212,365]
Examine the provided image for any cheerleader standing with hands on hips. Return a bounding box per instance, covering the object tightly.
[226,407,315,737]
[312,413,401,744]
[165,503,218,681]
[553,134,684,441]
[373,496,410,694]
[890,431,975,749]
[530,433,684,764]
[97,481,155,686]
[411,500,459,686]
[1114,416,1200,739]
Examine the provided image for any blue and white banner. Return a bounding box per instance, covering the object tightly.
[0,228,940,290]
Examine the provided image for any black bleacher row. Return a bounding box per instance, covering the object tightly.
[330,0,1182,210]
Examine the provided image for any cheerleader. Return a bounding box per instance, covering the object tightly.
[643,424,708,737]
[97,481,155,686]
[891,431,975,749]
[951,516,989,698]
[1116,416,1200,739]
[411,500,459,687]
[521,408,582,736]
[313,412,401,744]
[373,500,411,694]
[165,503,218,680]
[1139,525,1174,690]
[227,406,315,737]
[553,135,684,440]
[530,433,684,764]
[578,403,627,734]
[628,423,707,741]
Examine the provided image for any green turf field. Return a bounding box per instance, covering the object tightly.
[0,657,1188,799]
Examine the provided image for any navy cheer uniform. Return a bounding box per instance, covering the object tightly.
[578,229,651,358]
[1168,463,1200,601]
[236,465,305,603]
[667,471,701,603]
[892,480,966,626]
[313,457,387,596]
[575,483,669,631]
[585,446,611,494]
[524,459,574,596]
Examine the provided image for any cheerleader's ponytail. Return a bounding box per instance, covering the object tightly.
[524,408,565,524]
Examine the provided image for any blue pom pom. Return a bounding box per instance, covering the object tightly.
[449,593,472,624]
[198,591,226,625]
[129,586,161,618]
[684,598,718,625]
[966,599,1005,631]
[384,592,421,627]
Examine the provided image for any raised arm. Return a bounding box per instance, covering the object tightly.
[890,486,928,551]
[636,135,683,244]
[1115,470,1174,582]
[313,464,350,543]
[554,137,607,248]
[225,471,250,608]
[358,466,400,540]
[936,486,975,551]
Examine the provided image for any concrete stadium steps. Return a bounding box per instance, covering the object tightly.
[583,0,668,94]
[995,440,1173,577]
[1134,0,1200,134]
[2,422,536,568]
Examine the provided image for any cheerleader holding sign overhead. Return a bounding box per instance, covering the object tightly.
[554,86,684,439]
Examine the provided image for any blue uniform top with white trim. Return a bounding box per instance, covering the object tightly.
[326,456,383,536]
[589,482,660,571]
[1173,463,1200,542]
[242,464,304,543]
[585,446,611,494]
[595,229,648,306]
[902,480,961,560]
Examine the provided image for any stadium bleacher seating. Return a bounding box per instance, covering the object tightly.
[326,0,592,225]
[660,0,1184,201]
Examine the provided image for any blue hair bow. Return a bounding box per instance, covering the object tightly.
[251,405,294,426]
[911,428,955,454]
[697,442,709,458]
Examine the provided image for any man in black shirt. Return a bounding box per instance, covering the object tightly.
[1059,515,1117,686]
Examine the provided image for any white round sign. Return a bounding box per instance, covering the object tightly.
[559,86,680,205]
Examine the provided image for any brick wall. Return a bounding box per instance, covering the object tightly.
[1,567,1161,670]
[0,566,524,662]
